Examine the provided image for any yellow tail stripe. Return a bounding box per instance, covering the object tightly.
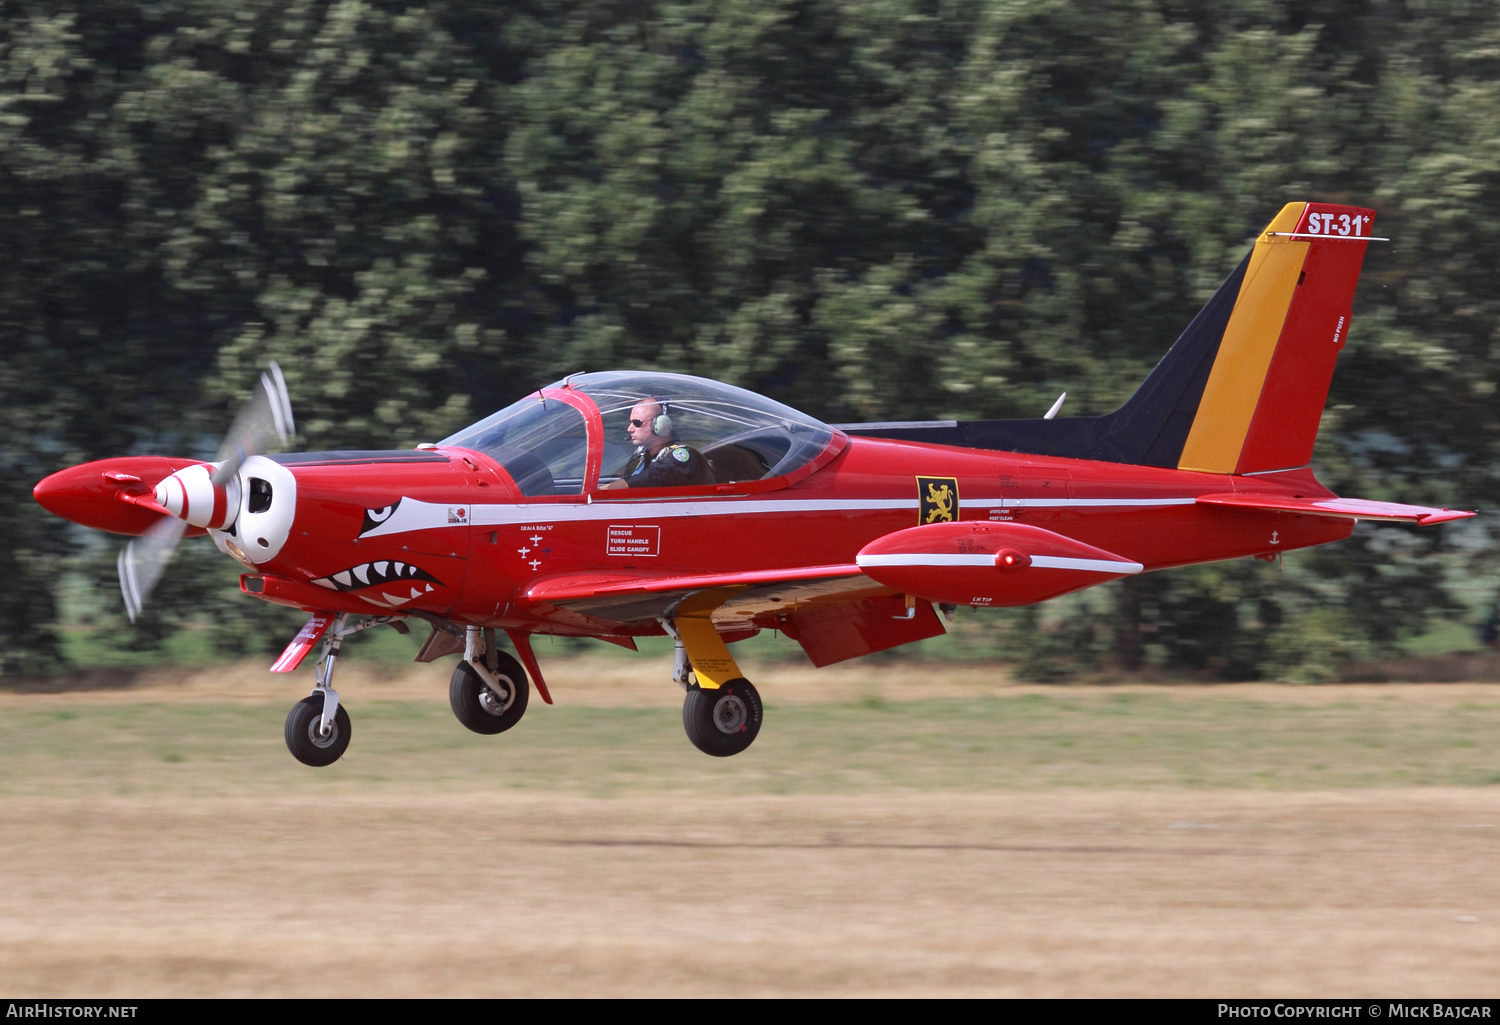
[1178,203,1310,474]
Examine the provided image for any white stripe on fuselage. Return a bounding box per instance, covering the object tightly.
[1031,555,1144,573]
[855,553,1144,574]
[357,496,1198,539]
[976,498,1197,509]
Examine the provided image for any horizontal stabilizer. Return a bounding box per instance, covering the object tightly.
[856,521,1141,608]
[1197,493,1474,524]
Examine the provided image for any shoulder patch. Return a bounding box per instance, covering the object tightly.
[672,446,690,463]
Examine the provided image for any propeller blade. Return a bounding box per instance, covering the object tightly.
[119,362,294,623]
[117,514,189,623]
[212,362,294,487]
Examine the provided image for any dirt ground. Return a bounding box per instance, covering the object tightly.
[2,664,1499,997]
[13,654,1500,707]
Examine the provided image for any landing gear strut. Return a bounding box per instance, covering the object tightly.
[285,612,355,766]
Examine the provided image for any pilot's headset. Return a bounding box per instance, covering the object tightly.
[649,398,674,438]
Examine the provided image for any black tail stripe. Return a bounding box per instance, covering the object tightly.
[842,251,1252,468]
[1109,251,1251,467]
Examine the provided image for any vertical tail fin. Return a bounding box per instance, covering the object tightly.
[1153,202,1376,474]
[838,202,1378,473]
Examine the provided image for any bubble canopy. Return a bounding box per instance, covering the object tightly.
[439,372,843,497]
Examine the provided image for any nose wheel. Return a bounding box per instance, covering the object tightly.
[682,678,762,757]
[285,695,352,767]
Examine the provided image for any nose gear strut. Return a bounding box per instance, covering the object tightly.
[311,614,347,737]
[282,612,404,767]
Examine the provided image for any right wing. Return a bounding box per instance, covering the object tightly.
[518,563,948,667]
[520,563,880,628]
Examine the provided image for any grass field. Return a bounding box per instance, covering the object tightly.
[2,657,1500,996]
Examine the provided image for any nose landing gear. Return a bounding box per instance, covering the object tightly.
[281,612,398,767]
[284,614,354,766]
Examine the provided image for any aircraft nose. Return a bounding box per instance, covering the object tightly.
[32,470,71,519]
[31,457,195,536]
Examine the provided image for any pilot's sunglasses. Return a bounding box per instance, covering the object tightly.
[629,419,647,427]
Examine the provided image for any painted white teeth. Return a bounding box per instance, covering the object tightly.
[311,561,441,592]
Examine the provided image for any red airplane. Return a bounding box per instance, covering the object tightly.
[34,202,1474,766]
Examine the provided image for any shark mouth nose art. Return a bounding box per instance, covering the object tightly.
[309,561,442,608]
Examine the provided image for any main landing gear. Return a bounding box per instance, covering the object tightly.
[450,626,529,735]
[667,618,763,757]
[683,678,763,757]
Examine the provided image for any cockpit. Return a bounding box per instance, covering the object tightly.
[439,371,844,497]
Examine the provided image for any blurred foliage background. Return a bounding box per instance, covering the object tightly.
[3,0,1497,681]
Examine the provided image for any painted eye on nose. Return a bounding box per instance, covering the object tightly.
[359,499,403,537]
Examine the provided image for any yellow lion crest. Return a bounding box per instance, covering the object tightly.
[924,482,955,523]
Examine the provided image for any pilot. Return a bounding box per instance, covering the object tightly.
[601,398,714,489]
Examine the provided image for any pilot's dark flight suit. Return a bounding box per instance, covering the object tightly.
[625,443,715,488]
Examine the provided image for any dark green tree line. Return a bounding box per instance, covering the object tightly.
[4,0,1498,678]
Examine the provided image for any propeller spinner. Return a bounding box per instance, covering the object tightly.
[117,364,294,622]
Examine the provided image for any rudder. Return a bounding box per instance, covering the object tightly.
[1175,202,1376,474]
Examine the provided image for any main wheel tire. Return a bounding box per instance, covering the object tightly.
[284,696,352,767]
[682,678,762,757]
[450,653,529,735]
